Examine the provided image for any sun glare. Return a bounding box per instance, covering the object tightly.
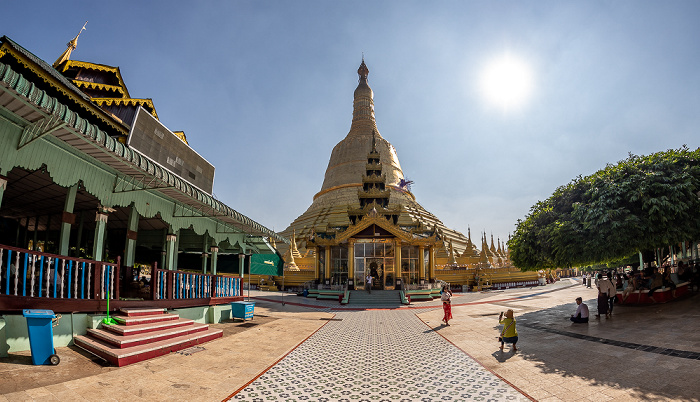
[479,54,533,111]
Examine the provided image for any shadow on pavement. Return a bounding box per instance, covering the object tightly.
[508,292,700,401]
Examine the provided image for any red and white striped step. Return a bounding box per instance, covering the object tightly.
[74,308,223,366]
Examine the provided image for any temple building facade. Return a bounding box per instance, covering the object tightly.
[278,61,517,291]
[0,32,284,305]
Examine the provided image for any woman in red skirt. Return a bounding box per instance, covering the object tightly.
[441,285,453,325]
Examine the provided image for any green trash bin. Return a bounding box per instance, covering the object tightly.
[22,309,61,365]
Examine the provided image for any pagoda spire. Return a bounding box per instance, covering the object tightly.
[53,21,88,68]
[349,58,377,136]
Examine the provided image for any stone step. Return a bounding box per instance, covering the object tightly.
[74,327,223,367]
[87,322,210,348]
[113,312,180,326]
[102,317,195,336]
[119,307,166,317]
[348,290,401,305]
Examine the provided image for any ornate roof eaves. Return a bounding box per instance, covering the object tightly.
[0,41,129,136]
[92,97,158,119]
[58,60,131,98]
[335,214,413,243]
[72,80,126,97]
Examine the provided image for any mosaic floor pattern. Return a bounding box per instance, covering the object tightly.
[231,310,525,401]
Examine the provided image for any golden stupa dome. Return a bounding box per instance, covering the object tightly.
[315,60,407,205]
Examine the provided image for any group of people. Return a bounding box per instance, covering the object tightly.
[583,261,700,304]
[438,284,519,352]
[578,271,616,319]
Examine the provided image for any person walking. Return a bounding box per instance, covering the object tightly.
[441,285,452,325]
[365,274,372,294]
[498,309,518,352]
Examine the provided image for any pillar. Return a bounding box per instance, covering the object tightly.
[418,245,425,281]
[682,241,687,260]
[75,211,84,257]
[92,208,110,262]
[201,234,210,274]
[165,233,177,270]
[239,253,245,277]
[22,217,28,249]
[0,175,6,208]
[428,246,435,281]
[158,228,166,269]
[324,247,331,284]
[32,216,38,250]
[394,239,402,286]
[124,205,139,267]
[173,233,181,269]
[44,214,51,251]
[348,240,355,286]
[313,247,319,280]
[210,246,219,275]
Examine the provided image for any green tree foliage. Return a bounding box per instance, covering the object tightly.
[509,147,700,270]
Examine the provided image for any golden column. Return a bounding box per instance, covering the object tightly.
[394,239,402,286]
[348,239,355,287]
[428,246,435,281]
[418,245,425,282]
[325,247,331,284]
[313,246,319,279]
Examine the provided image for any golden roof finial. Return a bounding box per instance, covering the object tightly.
[53,21,88,68]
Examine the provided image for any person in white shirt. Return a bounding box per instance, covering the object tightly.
[570,297,589,323]
[365,274,372,294]
[596,273,615,318]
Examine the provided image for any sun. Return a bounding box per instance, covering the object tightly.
[479,53,533,111]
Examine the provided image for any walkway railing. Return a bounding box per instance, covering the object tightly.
[0,244,242,312]
[151,265,241,301]
[0,244,119,300]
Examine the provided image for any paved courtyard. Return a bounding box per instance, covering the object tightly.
[231,309,523,401]
[1,279,699,401]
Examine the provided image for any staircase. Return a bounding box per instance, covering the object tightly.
[74,308,223,367]
[347,290,401,307]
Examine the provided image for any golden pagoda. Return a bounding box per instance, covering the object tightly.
[277,60,520,290]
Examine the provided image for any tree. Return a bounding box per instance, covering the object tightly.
[509,147,700,270]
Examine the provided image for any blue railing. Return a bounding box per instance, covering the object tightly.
[0,244,119,300]
[152,267,240,301]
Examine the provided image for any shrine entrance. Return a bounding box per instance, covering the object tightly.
[353,239,395,290]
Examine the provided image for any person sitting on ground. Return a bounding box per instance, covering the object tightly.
[570,297,589,323]
[498,309,518,352]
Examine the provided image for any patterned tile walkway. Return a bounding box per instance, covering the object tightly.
[229,310,527,401]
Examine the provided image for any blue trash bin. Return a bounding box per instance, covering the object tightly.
[22,309,60,365]
[230,301,255,321]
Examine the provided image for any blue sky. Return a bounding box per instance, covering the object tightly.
[4,1,700,244]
